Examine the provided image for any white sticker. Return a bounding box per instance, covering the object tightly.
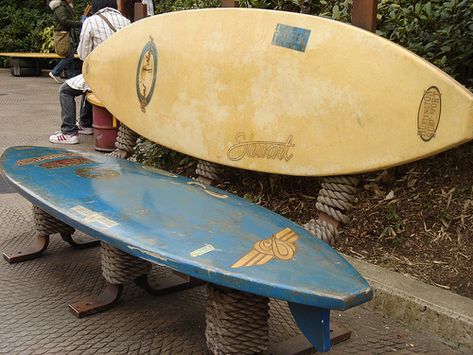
[190,244,215,257]
[70,205,118,228]
[70,205,95,217]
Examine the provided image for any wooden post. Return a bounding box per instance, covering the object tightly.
[221,0,238,7]
[351,0,377,33]
[134,0,147,22]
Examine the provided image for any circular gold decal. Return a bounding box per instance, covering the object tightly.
[417,86,441,142]
[136,37,158,113]
[75,167,120,179]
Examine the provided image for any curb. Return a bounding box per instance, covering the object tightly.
[345,255,473,352]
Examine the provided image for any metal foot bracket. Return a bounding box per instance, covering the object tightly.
[3,234,50,264]
[134,272,204,296]
[60,233,100,249]
[68,283,123,318]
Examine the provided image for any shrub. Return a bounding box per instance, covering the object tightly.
[1,0,471,89]
[376,0,473,88]
[0,1,89,67]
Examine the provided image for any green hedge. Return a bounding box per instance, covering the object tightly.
[1,0,472,88]
[376,0,473,88]
[0,0,89,66]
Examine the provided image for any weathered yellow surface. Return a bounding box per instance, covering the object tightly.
[0,52,79,59]
[83,8,473,176]
[86,92,103,107]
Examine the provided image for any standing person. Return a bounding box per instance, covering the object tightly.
[49,0,130,144]
[49,0,82,83]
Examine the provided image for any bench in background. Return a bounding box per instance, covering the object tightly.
[0,52,80,77]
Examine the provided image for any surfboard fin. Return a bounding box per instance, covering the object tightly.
[288,302,331,352]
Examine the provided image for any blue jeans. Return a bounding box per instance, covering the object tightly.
[59,83,92,134]
[51,37,77,78]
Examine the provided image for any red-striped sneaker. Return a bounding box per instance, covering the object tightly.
[49,132,79,144]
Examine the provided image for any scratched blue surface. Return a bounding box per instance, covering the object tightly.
[272,23,311,52]
[1,146,372,310]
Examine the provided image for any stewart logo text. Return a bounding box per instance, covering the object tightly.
[227,133,295,162]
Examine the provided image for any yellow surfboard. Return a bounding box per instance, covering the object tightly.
[83,8,473,176]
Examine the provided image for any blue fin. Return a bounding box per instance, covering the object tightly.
[288,302,331,352]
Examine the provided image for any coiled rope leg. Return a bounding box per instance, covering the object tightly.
[69,242,153,318]
[70,124,200,317]
[303,176,359,245]
[195,165,271,354]
[206,285,270,354]
[70,123,152,317]
[196,160,226,185]
[107,123,140,159]
[3,206,98,264]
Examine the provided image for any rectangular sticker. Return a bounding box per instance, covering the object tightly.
[70,205,118,228]
[272,24,311,52]
[190,244,215,257]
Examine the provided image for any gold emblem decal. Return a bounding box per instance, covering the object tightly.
[75,167,120,179]
[232,228,299,268]
[417,86,441,142]
[227,133,295,162]
[17,153,75,166]
[39,157,93,169]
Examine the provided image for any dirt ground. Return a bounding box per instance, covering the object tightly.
[136,139,473,299]
[338,141,473,299]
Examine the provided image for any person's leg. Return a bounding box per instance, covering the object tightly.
[64,38,78,78]
[59,83,82,134]
[51,58,68,77]
[76,94,93,135]
[79,94,92,128]
[50,37,74,79]
[50,83,82,144]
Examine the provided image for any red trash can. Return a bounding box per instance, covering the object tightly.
[87,92,119,152]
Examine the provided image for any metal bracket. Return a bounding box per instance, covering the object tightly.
[264,321,350,355]
[135,272,204,296]
[3,234,50,263]
[68,283,123,318]
[60,233,100,249]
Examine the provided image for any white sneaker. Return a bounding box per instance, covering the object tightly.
[49,132,79,144]
[49,71,64,84]
[76,123,93,135]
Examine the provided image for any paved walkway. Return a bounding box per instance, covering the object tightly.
[0,69,466,354]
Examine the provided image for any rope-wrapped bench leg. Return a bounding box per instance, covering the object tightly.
[196,160,225,185]
[107,123,140,159]
[206,285,270,354]
[199,163,271,354]
[3,206,97,263]
[69,242,152,318]
[67,127,200,317]
[303,176,359,245]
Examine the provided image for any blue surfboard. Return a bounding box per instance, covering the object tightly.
[1,146,372,351]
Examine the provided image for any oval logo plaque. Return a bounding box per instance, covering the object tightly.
[417,86,441,142]
[136,37,158,113]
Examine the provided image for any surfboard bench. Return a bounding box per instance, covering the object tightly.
[1,146,373,353]
[0,52,80,77]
